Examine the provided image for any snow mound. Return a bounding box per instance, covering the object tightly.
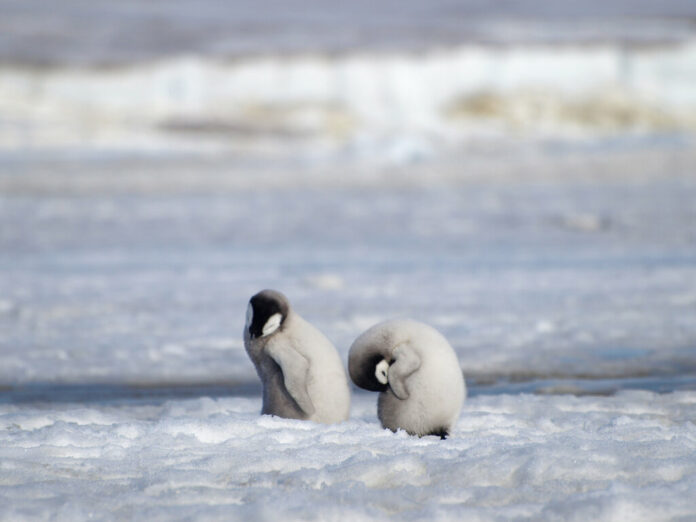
[1,392,695,520]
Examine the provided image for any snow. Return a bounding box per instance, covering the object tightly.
[2,2,696,518]
[3,42,696,154]
[1,152,695,518]
[1,392,695,520]
[2,148,695,385]
[1,115,695,522]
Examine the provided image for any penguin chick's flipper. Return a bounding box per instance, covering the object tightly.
[387,343,421,400]
[265,339,316,416]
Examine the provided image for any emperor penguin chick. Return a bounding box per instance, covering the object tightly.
[348,319,465,438]
[244,289,350,424]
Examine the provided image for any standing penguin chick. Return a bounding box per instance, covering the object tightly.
[243,289,350,424]
[348,319,465,438]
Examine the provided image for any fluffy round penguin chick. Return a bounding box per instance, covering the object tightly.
[348,319,466,438]
[244,289,350,424]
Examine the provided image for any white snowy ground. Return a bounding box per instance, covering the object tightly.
[2,4,696,518]
[1,143,696,520]
[1,391,695,520]
[2,145,695,386]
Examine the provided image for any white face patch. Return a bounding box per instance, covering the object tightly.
[261,313,283,337]
[245,303,254,329]
[375,359,389,385]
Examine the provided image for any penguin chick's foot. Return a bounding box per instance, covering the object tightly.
[426,428,449,440]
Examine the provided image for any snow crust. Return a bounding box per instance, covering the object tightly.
[1,5,695,517]
[1,392,695,520]
[2,42,696,155]
[1,152,694,386]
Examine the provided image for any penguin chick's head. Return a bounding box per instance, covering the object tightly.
[348,347,391,392]
[247,289,290,340]
[375,359,389,385]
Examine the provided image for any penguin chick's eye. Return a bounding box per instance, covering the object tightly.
[245,303,254,328]
[261,313,283,337]
[375,359,389,385]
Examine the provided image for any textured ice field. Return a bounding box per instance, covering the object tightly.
[3,0,696,65]
[2,4,696,514]
[1,391,695,520]
[2,144,695,388]
[1,142,696,518]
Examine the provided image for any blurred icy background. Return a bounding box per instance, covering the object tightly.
[1,1,696,519]
[1,0,695,392]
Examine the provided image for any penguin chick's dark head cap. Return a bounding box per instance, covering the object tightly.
[348,344,390,392]
[247,289,290,339]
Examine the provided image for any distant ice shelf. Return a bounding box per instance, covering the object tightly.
[1,41,695,157]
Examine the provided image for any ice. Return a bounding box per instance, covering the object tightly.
[3,0,696,66]
[1,143,694,518]
[2,146,695,386]
[2,42,696,156]
[2,1,696,517]
[0,392,695,519]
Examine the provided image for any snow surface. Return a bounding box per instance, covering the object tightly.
[2,4,696,518]
[3,42,696,155]
[3,0,696,66]
[1,391,695,520]
[2,146,695,386]
[1,143,695,519]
